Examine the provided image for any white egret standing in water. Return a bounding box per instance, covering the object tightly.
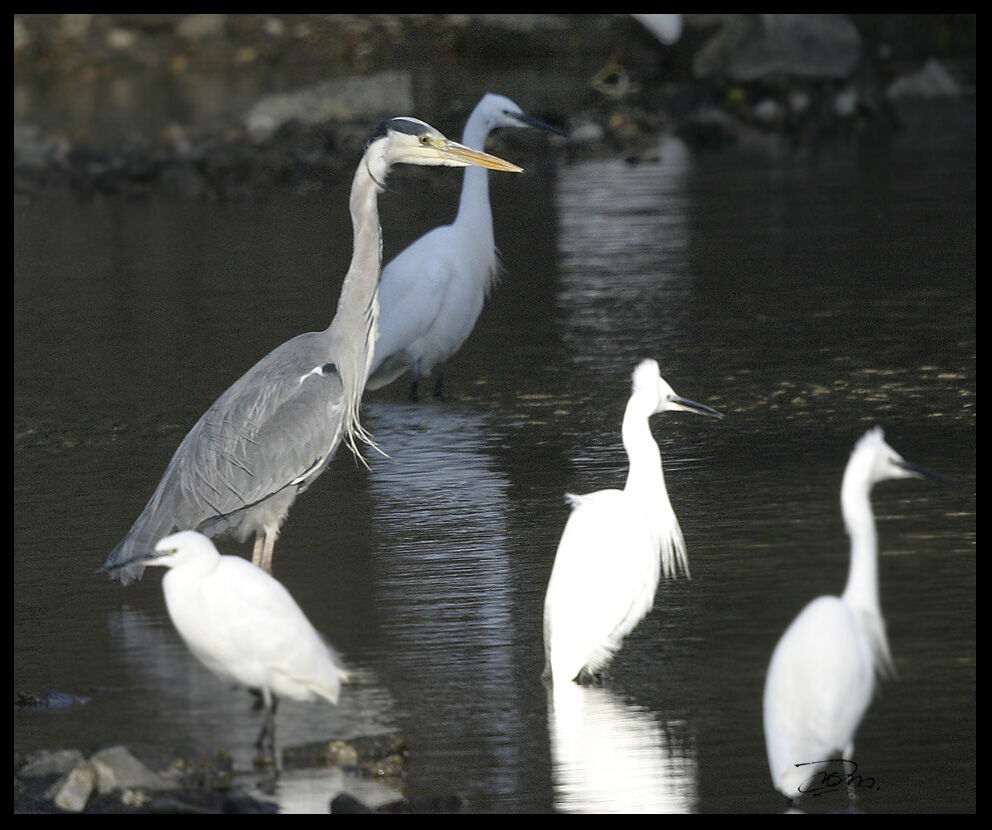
[543,360,723,684]
[763,426,946,803]
[365,93,564,401]
[124,530,349,753]
[102,118,521,582]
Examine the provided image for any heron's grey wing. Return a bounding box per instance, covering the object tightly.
[182,351,347,534]
[104,338,344,580]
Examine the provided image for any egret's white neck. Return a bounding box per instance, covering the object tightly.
[326,144,386,455]
[839,456,896,677]
[840,466,882,618]
[621,393,666,501]
[620,389,688,580]
[453,110,495,248]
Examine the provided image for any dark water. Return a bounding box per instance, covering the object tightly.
[14,126,975,812]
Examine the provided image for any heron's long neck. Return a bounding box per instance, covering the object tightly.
[326,154,384,454]
[840,471,882,618]
[453,112,495,249]
[621,396,666,502]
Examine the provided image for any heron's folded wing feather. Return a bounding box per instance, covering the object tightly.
[159,336,346,525]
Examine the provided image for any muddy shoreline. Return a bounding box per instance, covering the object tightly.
[15,14,976,201]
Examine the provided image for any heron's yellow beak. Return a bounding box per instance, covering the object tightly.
[435,139,523,172]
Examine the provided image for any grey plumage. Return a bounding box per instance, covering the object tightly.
[104,118,522,583]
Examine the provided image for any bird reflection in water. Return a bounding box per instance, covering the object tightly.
[547,681,697,814]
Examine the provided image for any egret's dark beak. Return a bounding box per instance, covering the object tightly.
[673,395,725,420]
[514,112,568,137]
[896,458,953,485]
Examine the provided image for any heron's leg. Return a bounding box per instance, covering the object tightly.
[251,531,266,568]
[258,528,277,573]
[434,367,446,400]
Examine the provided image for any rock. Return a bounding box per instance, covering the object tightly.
[330,791,468,814]
[175,14,227,40]
[50,761,97,812]
[90,745,179,795]
[630,14,683,46]
[694,14,861,81]
[245,71,415,140]
[887,58,961,99]
[282,732,407,774]
[18,749,86,777]
[676,104,741,149]
[13,123,70,173]
[329,792,375,813]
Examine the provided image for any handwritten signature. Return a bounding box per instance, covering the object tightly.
[796,759,879,797]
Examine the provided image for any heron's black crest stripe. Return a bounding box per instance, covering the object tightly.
[369,117,430,148]
[388,117,429,136]
[368,119,391,145]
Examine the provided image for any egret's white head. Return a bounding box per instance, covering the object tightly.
[631,359,724,419]
[145,530,221,570]
[476,93,566,136]
[847,426,946,489]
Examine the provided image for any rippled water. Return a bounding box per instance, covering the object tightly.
[14,127,975,812]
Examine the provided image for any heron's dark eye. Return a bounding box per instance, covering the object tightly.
[420,135,430,145]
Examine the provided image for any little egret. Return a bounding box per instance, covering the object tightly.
[543,360,723,684]
[762,426,946,803]
[103,118,521,582]
[364,93,563,401]
[131,530,349,751]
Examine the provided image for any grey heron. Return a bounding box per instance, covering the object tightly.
[364,93,564,401]
[543,360,723,685]
[134,530,348,752]
[103,117,522,582]
[762,426,945,803]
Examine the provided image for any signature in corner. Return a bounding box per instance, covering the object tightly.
[795,759,879,797]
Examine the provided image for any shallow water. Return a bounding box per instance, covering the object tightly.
[14,126,975,812]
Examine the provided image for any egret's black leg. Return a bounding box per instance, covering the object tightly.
[575,667,609,686]
[249,687,265,711]
[254,695,279,753]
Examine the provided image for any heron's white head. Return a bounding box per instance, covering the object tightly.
[366,117,523,178]
[846,426,945,490]
[146,530,222,570]
[631,359,724,419]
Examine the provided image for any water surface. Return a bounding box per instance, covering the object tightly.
[14,130,975,812]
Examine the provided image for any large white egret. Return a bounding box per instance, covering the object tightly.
[128,530,349,752]
[543,360,723,684]
[763,426,946,804]
[364,93,563,401]
[102,118,521,582]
